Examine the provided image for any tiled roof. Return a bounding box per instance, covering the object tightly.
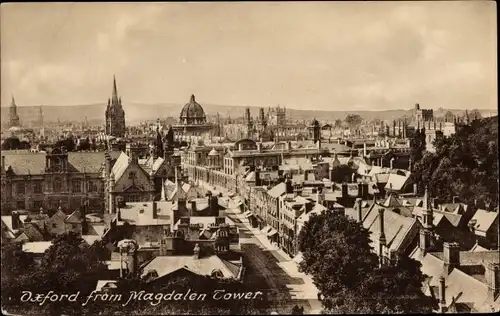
[267,182,286,198]
[173,216,235,230]
[382,193,402,208]
[430,250,499,266]
[384,173,410,191]
[22,241,52,254]
[111,152,131,181]
[68,152,107,173]
[3,153,46,174]
[470,209,498,236]
[141,255,241,280]
[363,205,419,253]
[118,201,173,226]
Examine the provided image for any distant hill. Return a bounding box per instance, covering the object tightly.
[1,102,496,126]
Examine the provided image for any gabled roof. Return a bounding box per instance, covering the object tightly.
[384,173,410,191]
[470,209,498,236]
[267,182,287,198]
[363,206,419,253]
[111,152,131,181]
[141,255,241,281]
[118,201,173,226]
[22,241,52,254]
[382,193,402,208]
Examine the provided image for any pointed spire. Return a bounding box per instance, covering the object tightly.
[10,95,16,107]
[111,75,119,105]
[423,185,430,210]
[190,94,195,103]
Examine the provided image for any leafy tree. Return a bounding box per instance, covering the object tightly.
[39,232,107,294]
[298,212,434,313]
[55,137,76,151]
[1,137,30,150]
[411,116,498,208]
[344,114,363,128]
[334,119,343,129]
[469,109,482,120]
[330,165,355,183]
[291,304,305,314]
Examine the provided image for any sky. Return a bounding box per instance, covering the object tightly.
[1,1,497,111]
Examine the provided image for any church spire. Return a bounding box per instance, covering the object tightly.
[112,75,119,105]
[11,95,16,107]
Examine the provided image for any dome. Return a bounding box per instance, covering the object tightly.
[180,94,206,125]
[208,148,218,156]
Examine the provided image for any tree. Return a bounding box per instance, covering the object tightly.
[344,114,363,128]
[298,212,434,313]
[469,109,482,121]
[39,232,107,294]
[334,119,343,129]
[291,304,305,315]
[330,165,355,183]
[297,212,378,309]
[55,137,76,151]
[1,137,30,150]
[411,116,498,207]
[409,127,426,164]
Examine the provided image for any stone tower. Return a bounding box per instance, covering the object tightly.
[105,75,126,137]
[9,95,20,127]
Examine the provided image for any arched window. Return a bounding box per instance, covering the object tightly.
[53,178,63,192]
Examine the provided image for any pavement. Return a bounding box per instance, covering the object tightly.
[199,181,323,313]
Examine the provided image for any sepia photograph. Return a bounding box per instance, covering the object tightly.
[0,1,498,315]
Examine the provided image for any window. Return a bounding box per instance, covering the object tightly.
[33,181,43,194]
[16,200,25,210]
[17,183,25,195]
[33,200,42,209]
[53,179,62,192]
[52,223,57,228]
[128,171,137,180]
[72,180,82,193]
[88,181,98,192]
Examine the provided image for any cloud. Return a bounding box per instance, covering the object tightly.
[0,2,496,111]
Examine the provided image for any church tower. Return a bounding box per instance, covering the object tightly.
[105,76,126,137]
[9,95,20,127]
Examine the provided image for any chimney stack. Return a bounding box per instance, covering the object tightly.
[362,182,369,200]
[190,200,197,215]
[432,197,439,209]
[257,142,262,152]
[390,157,395,169]
[378,208,386,267]
[443,242,460,275]
[485,262,500,300]
[341,182,348,199]
[439,276,447,313]
[11,211,20,230]
[255,170,261,186]
[452,196,459,204]
[424,208,434,230]
[419,228,431,254]
[363,143,367,156]
[356,198,363,222]
[152,201,158,219]
[357,183,363,198]
[210,196,219,216]
[285,179,293,194]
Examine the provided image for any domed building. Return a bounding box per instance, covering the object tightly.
[173,95,212,142]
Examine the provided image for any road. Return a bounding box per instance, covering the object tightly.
[226,209,313,314]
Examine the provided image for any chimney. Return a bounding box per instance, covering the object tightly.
[190,200,197,215]
[468,219,477,235]
[287,141,292,151]
[215,216,226,225]
[257,142,262,152]
[193,243,200,259]
[378,208,386,267]
[11,211,20,230]
[356,198,363,222]
[363,143,367,156]
[443,242,460,275]
[357,183,363,198]
[419,229,431,254]
[424,208,434,230]
[390,157,395,169]
[210,196,219,216]
[452,196,459,204]
[286,179,293,194]
[439,276,447,313]
[255,170,261,186]
[238,143,243,151]
[413,182,417,195]
[341,182,348,199]
[362,182,369,200]
[432,198,439,209]
[152,201,158,219]
[485,262,500,300]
